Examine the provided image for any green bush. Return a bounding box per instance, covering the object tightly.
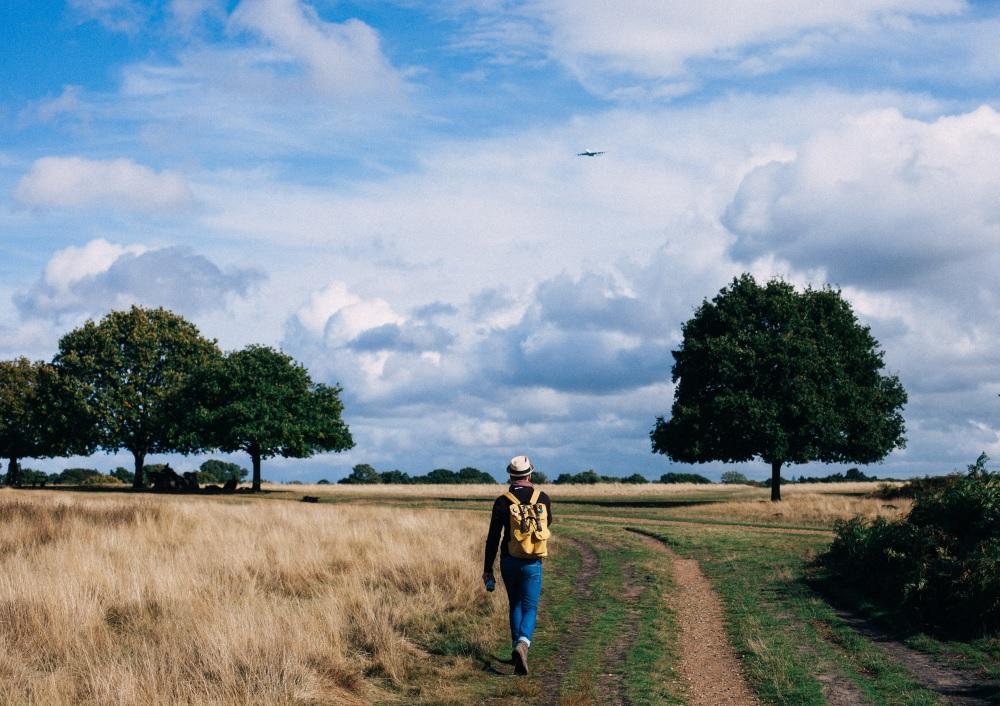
[81,474,125,485]
[659,472,712,484]
[822,454,1000,636]
[198,459,248,484]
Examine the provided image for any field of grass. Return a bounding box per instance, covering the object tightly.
[1,481,994,705]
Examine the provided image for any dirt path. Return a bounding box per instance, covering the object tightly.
[632,531,761,706]
[832,609,999,706]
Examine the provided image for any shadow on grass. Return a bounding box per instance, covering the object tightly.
[803,569,1000,704]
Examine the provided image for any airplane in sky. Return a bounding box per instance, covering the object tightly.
[577,150,605,157]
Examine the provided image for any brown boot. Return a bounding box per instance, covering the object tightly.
[513,641,529,675]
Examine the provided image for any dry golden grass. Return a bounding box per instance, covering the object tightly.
[0,489,503,705]
[266,480,901,500]
[262,481,759,500]
[667,492,912,525]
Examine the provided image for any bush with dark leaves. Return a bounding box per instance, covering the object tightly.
[822,453,1000,636]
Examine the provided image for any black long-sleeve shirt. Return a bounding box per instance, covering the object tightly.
[483,485,553,574]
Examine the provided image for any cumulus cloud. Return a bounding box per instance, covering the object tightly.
[15,239,263,318]
[724,106,1000,288]
[228,0,403,98]
[14,157,194,212]
[349,322,455,354]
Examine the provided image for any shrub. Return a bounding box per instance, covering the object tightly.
[822,454,1000,637]
[81,474,125,485]
[660,472,712,484]
[720,470,749,484]
[621,473,648,484]
[198,460,248,484]
[57,468,103,484]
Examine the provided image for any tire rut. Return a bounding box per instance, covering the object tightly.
[593,559,645,706]
[630,530,761,706]
[542,535,599,706]
[832,609,1000,706]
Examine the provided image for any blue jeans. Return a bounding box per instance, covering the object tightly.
[500,555,543,648]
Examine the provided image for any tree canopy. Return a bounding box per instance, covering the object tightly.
[54,306,221,488]
[196,345,353,491]
[0,358,87,486]
[651,275,907,501]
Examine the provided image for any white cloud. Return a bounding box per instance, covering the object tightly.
[67,0,150,34]
[15,239,262,318]
[14,157,195,212]
[228,0,404,98]
[457,0,967,95]
[725,106,1000,288]
[292,282,403,344]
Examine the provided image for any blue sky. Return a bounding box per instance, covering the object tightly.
[4,0,1000,481]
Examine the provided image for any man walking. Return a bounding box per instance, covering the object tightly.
[483,455,553,676]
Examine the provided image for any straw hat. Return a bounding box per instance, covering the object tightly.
[507,455,534,479]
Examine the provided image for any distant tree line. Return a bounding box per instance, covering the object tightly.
[12,459,250,489]
[338,464,501,485]
[0,306,353,491]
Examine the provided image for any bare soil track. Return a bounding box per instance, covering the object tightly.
[593,558,646,706]
[631,530,760,706]
[833,609,1000,706]
[543,536,600,705]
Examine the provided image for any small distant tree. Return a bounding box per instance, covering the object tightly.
[651,275,907,501]
[55,306,221,489]
[622,473,648,484]
[195,345,353,491]
[531,470,548,483]
[720,470,750,485]
[317,478,331,485]
[198,459,248,484]
[379,469,413,484]
[458,467,497,483]
[111,466,135,484]
[58,467,103,484]
[338,463,381,484]
[421,468,459,484]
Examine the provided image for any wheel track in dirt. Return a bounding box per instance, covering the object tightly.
[628,529,761,706]
[541,535,600,706]
[831,609,1000,706]
[592,557,644,706]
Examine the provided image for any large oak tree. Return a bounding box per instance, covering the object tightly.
[54,306,221,488]
[196,345,353,491]
[651,275,907,501]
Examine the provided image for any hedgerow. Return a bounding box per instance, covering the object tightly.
[822,453,1000,637]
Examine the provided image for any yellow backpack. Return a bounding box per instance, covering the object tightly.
[504,488,551,559]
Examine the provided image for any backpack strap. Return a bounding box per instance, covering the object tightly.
[529,488,541,505]
[503,491,520,505]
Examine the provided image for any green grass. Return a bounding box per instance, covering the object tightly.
[433,522,682,705]
[637,525,950,705]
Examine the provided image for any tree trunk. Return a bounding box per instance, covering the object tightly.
[133,451,146,489]
[6,457,19,487]
[251,447,262,492]
[770,460,782,502]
